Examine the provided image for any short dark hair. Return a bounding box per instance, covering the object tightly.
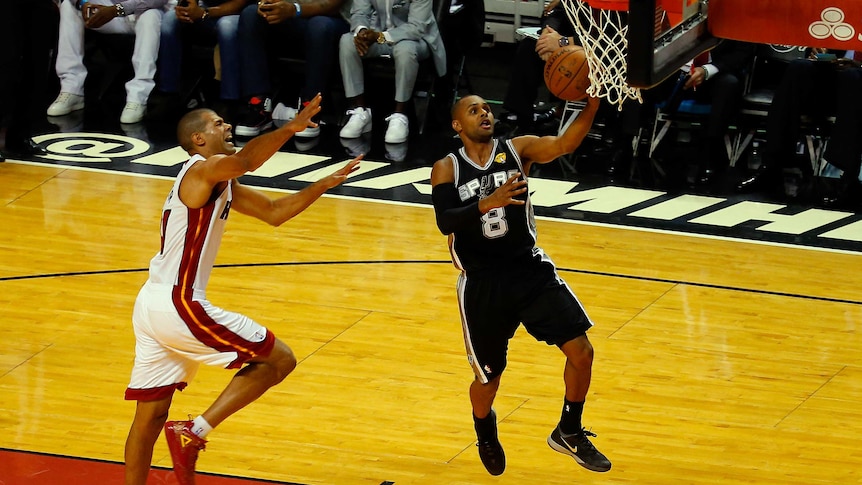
[451,94,483,121]
[176,109,214,152]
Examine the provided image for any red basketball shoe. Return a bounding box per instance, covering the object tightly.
[164,420,207,485]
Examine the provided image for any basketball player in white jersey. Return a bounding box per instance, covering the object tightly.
[430,94,611,476]
[123,94,360,485]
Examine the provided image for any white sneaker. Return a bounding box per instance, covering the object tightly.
[272,102,297,122]
[339,107,372,138]
[120,102,147,124]
[384,113,409,143]
[47,93,85,116]
[273,100,320,138]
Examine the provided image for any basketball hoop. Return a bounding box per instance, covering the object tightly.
[560,0,643,109]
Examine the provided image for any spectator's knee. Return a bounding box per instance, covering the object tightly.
[216,16,239,42]
[392,42,420,63]
[238,3,262,30]
[136,8,163,33]
[307,16,338,39]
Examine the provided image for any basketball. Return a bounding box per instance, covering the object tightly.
[544,45,591,101]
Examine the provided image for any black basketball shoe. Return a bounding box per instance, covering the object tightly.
[474,408,505,475]
[477,437,506,476]
[547,426,612,472]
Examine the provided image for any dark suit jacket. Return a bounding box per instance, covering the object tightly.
[709,40,756,77]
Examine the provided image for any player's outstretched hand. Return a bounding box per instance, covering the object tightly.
[481,172,527,212]
[285,93,323,135]
[322,156,363,189]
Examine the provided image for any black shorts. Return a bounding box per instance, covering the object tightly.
[456,256,593,383]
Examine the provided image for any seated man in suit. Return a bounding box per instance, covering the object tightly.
[681,40,756,184]
[337,0,446,144]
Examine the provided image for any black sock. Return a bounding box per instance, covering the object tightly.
[473,409,498,441]
[559,399,584,436]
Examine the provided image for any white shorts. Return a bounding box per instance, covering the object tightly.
[125,281,276,401]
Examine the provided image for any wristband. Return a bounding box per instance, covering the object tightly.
[293,2,301,17]
[77,0,88,10]
[558,36,570,48]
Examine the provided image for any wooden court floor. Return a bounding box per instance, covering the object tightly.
[1,162,861,484]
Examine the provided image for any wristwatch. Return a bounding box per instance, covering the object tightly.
[377,32,386,44]
[558,36,570,48]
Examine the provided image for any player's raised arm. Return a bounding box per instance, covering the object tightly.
[231,157,362,227]
[204,94,322,180]
[513,95,599,168]
[177,95,323,209]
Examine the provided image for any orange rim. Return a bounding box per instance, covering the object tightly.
[583,0,628,11]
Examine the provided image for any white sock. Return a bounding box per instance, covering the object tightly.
[191,415,213,438]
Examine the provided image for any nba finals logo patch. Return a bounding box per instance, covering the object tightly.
[494,153,506,164]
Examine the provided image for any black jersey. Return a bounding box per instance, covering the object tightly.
[447,138,538,273]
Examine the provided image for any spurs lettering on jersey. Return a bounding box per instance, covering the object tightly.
[458,169,521,202]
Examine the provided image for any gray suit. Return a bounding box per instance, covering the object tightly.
[339,0,446,102]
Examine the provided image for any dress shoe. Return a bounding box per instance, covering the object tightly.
[4,138,47,157]
[607,147,632,177]
[736,166,774,192]
[821,179,862,211]
[697,167,715,185]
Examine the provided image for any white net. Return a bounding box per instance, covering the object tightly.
[560,0,642,109]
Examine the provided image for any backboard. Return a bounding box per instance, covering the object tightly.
[626,0,720,88]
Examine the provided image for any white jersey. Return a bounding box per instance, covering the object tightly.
[147,154,232,293]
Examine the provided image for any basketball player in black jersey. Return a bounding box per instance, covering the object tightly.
[430,94,610,476]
